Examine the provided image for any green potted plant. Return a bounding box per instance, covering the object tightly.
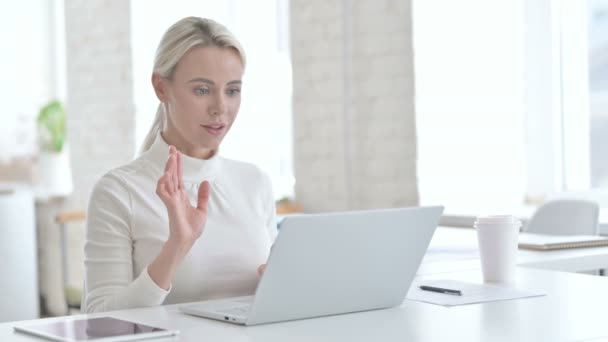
[36,100,73,199]
[38,100,67,153]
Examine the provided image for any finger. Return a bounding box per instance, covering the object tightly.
[158,172,167,194]
[257,264,266,276]
[162,178,171,197]
[170,155,178,192]
[156,174,169,198]
[197,181,211,212]
[164,146,175,173]
[156,176,164,196]
[165,171,175,194]
[177,151,184,190]
[164,151,176,193]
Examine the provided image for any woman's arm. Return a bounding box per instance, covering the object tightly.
[148,145,210,289]
[257,172,279,276]
[84,146,210,313]
[84,174,170,313]
[264,172,278,242]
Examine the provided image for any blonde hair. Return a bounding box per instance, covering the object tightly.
[139,17,246,153]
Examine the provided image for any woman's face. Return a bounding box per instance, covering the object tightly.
[155,46,244,158]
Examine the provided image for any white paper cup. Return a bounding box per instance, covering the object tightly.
[474,215,521,285]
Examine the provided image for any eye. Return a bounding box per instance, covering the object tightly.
[194,88,209,96]
[227,88,241,96]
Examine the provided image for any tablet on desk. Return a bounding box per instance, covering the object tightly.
[14,316,178,342]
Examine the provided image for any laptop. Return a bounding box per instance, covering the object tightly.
[179,206,443,325]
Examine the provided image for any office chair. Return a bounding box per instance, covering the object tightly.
[522,199,599,236]
[522,199,603,275]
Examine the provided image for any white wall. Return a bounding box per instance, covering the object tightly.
[291,0,419,212]
[64,0,135,207]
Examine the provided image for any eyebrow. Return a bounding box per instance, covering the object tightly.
[187,77,242,85]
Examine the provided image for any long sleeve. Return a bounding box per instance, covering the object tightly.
[263,173,278,242]
[83,173,169,313]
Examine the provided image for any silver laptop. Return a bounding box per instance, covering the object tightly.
[179,206,443,325]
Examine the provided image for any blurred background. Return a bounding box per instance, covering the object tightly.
[1,0,607,322]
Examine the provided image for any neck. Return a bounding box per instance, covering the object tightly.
[160,130,215,160]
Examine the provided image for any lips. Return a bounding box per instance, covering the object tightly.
[201,124,226,136]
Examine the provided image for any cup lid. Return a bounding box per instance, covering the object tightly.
[474,215,521,226]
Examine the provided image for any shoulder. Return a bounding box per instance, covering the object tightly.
[89,157,150,203]
[217,157,273,195]
[219,157,270,183]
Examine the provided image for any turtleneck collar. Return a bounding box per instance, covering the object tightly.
[145,133,220,183]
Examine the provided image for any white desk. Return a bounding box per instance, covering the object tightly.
[418,226,608,275]
[4,226,608,341]
[2,268,608,342]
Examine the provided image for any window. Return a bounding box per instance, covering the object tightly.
[0,0,65,161]
[413,0,527,215]
[562,0,608,190]
[536,0,608,205]
[415,0,608,214]
[588,1,608,189]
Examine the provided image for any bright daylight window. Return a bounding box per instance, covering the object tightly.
[415,0,608,215]
[130,0,294,200]
[555,0,608,204]
[588,1,608,189]
[413,0,527,215]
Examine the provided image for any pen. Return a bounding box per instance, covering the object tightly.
[419,285,462,296]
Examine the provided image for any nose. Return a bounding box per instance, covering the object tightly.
[209,93,227,116]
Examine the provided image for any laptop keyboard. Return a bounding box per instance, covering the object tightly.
[217,305,250,316]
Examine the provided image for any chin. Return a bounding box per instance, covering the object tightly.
[198,139,222,151]
[189,131,226,152]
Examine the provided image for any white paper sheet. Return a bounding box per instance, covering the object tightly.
[406,279,545,307]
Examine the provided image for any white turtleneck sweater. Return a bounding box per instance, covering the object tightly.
[83,134,277,313]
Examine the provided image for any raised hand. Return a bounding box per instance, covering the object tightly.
[156,145,211,246]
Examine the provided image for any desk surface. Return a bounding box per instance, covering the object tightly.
[2,268,608,342]
[4,227,608,341]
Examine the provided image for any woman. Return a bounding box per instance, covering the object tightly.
[83,17,276,313]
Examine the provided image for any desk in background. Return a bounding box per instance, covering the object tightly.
[442,210,608,235]
[419,226,608,275]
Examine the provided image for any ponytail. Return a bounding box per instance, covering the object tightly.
[139,103,164,154]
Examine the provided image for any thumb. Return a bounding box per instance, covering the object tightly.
[257,264,266,276]
[197,180,211,212]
